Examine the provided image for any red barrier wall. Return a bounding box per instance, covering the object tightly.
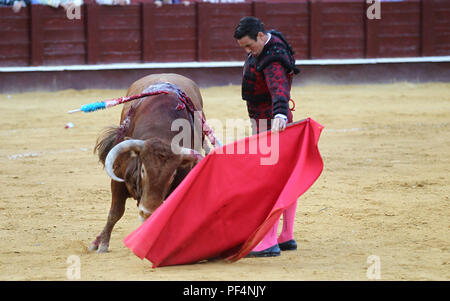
[0,0,449,67]
[0,6,30,66]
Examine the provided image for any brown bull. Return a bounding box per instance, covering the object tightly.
[89,73,206,253]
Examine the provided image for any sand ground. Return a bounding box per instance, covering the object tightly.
[0,82,449,280]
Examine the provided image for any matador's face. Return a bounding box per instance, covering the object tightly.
[237,32,267,57]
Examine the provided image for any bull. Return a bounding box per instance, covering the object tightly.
[89,73,207,253]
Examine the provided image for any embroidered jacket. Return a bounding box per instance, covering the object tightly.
[241,30,299,118]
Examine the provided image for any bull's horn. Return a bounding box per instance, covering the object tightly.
[179,147,204,161]
[105,139,146,182]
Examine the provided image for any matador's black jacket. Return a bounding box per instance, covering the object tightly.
[242,30,300,120]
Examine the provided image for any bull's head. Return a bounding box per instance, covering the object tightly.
[104,138,202,222]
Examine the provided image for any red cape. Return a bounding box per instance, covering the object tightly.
[124,118,324,267]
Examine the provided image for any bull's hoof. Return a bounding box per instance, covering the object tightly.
[88,242,99,252]
[97,244,109,253]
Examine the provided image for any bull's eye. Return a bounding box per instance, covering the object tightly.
[140,165,145,178]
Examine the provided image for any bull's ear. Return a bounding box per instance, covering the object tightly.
[179,154,198,169]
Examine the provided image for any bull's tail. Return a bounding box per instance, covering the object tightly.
[94,126,120,166]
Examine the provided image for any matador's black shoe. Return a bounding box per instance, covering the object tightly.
[278,239,297,251]
[245,244,281,258]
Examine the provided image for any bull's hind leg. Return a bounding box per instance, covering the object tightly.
[89,181,128,253]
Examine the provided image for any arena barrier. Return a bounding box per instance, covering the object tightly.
[0,0,449,91]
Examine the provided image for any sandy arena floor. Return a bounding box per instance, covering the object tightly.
[0,82,449,280]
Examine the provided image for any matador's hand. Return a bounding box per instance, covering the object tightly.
[271,114,288,132]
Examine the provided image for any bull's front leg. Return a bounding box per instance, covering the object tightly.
[89,181,128,253]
